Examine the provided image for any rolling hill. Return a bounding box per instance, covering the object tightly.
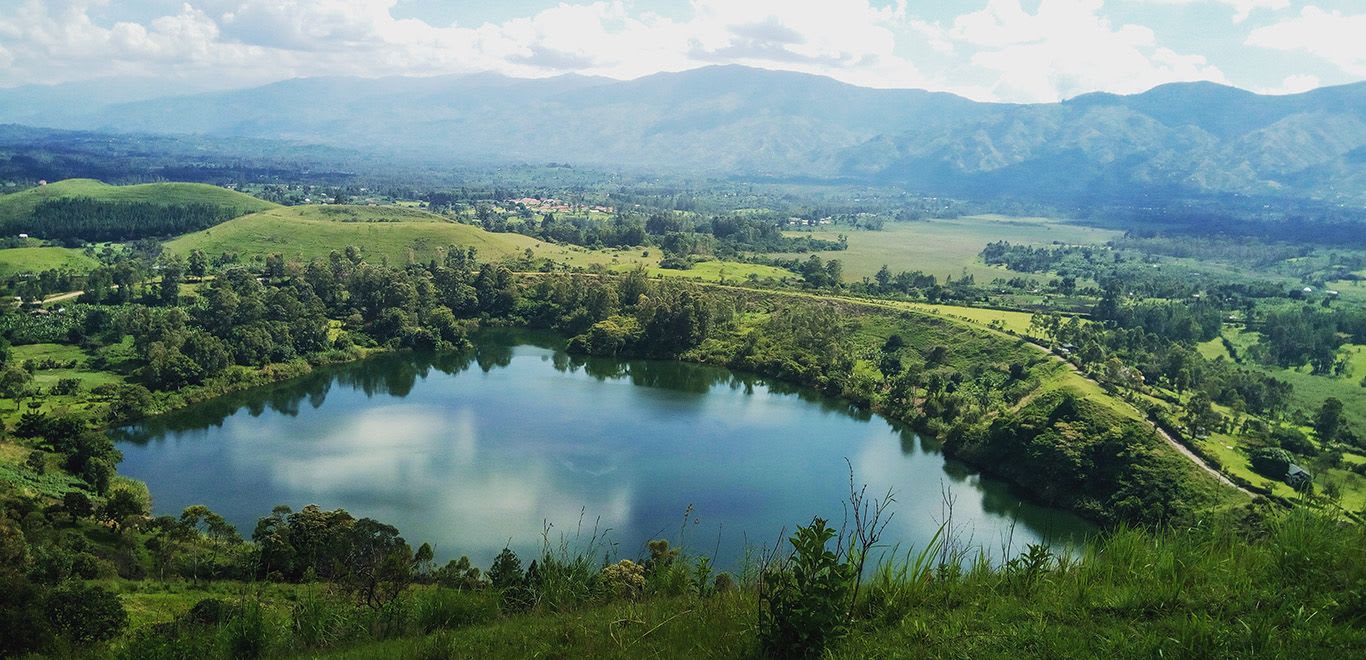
[166,205,542,264]
[166,204,797,281]
[0,179,276,229]
[13,66,1362,203]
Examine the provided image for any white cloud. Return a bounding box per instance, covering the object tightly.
[1140,0,1289,23]
[1257,73,1320,95]
[0,0,945,91]
[0,0,266,84]
[0,0,1327,103]
[947,0,1226,102]
[1246,6,1366,77]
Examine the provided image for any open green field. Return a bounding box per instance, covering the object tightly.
[888,300,1038,334]
[12,342,126,391]
[168,205,794,283]
[613,259,795,283]
[1195,430,1366,512]
[0,246,99,276]
[1201,329,1366,428]
[1325,278,1366,305]
[0,178,276,226]
[776,215,1121,282]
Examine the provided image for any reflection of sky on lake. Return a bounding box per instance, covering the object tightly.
[117,337,1091,568]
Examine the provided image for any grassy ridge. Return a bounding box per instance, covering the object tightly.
[0,179,276,226]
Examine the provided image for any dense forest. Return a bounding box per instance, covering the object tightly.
[3,199,251,242]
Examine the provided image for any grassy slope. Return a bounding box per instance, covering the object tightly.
[167,205,545,264]
[776,215,1121,282]
[617,259,796,283]
[167,205,795,282]
[12,342,126,390]
[0,179,276,226]
[0,246,100,276]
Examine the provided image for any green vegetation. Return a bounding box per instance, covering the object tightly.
[0,179,275,242]
[777,215,1120,282]
[165,204,794,283]
[0,172,1361,658]
[615,259,795,283]
[0,246,99,278]
[0,179,275,227]
[2,487,1360,658]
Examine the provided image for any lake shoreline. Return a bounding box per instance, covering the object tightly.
[117,333,1094,568]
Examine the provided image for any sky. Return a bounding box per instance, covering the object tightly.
[0,0,1361,102]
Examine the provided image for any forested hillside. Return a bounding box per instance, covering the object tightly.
[0,179,276,241]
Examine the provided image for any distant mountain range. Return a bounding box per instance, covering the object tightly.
[4,66,1364,203]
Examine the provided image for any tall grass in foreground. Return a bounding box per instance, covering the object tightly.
[107,504,1365,659]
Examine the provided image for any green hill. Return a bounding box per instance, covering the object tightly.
[167,204,798,280]
[0,179,275,225]
[166,204,552,264]
[0,179,277,241]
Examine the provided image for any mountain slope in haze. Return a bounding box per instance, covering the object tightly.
[844,80,1366,201]
[0,78,223,126]
[66,66,983,178]
[9,66,1364,202]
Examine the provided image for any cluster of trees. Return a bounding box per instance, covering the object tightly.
[4,268,84,304]
[1039,313,1292,418]
[748,254,848,288]
[470,205,844,258]
[981,241,1296,302]
[1256,306,1366,374]
[67,246,528,391]
[1092,296,1223,344]
[980,241,1113,274]
[0,472,737,657]
[854,265,995,304]
[475,207,647,249]
[13,199,248,242]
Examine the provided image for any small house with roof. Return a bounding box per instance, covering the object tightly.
[1286,464,1313,490]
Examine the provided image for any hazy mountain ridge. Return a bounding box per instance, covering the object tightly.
[4,66,1363,202]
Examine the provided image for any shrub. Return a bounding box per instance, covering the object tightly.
[0,573,53,656]
[290,588,362,650]
[598,560,645,600]
[1250,447,1293,479]
[759,518,854,658]
[222,599,277,659]
[44,583,128,644]
[184,598,240,627]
